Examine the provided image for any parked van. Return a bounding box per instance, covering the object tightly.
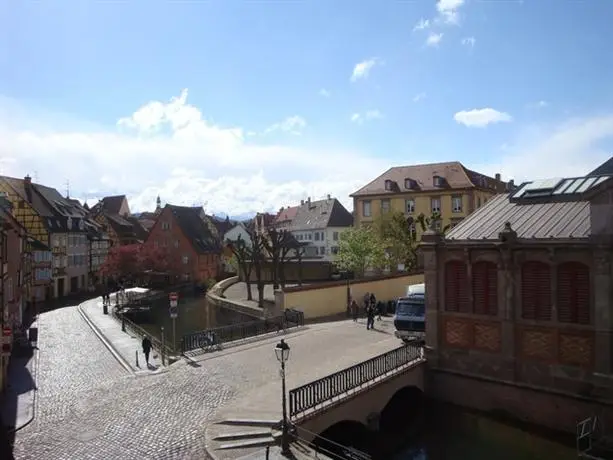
[394,283,425,342]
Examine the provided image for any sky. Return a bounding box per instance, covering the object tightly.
[1,0,613,217]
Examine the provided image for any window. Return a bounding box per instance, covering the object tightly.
[472,261,498,315]
[521,261,552,320]
[331,246,339,255]
[404,178,415,189]
[35,268,52,281]
[6,278,13,301]
[445,261,469,312]
[161,222,170,230]
[319,246,326,255]
[381,199,391,214]
[451,196,463,213]
[53,235,60,247]
[362,200,372,217]
[406,199,415,214]
[333,231,339,241]
[154,240,159,249]
[431,198,441,213]
[477,197,481,208]
[433,175,444,187]
[315,232,320,241]
[409,223,417,240]
[174,240,179,248]
[384,180,393,191]
[557,262,590,324]
[182,255,189,264]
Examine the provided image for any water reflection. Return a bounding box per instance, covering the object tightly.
[140,295,212,343]
[395,404,575,460]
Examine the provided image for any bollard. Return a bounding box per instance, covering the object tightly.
[265,446,270,460]
[122,317,126,332]
[103,304,108,315]
[136,350,139,368]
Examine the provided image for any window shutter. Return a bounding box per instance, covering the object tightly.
[472,261,498,315]
[445,261,468,312]
[557,262,590,324]
[521,261,552,320]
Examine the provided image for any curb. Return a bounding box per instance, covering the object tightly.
[11,340,39,433]
[77,303,134,374]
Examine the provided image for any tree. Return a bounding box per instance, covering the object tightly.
[245,225,267,307]
[99,244,141,280]
[374,212,419,271]
[334,226,386,277]
[261,227,297,290]
[414,211,452,234]
[138,245,183,279]
[225,235,254,301]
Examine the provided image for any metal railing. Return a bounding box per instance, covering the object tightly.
[289,344,422,419]
[181,309,305,354]
[291,425,372,460]
[111,305,175,358]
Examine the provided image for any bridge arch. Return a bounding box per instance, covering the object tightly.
[312,420,374,459]
[379,385,424,434]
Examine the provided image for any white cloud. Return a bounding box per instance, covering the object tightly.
[350,58,380,82]
[454,108,513,128]
[528,100,548,109]
[0,90,388,215]
[350,110,383,124]
[461,37,476,47]
[413,93,427,102]
[436,0,465,25]
[426,33,444,47]
[413,18,430,31]
[319,89,331,97]
[263,115,307,135]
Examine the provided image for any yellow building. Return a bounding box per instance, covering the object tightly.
[350,161,511,238]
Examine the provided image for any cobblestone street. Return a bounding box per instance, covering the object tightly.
[11,304,399,459]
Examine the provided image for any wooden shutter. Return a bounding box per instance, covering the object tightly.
[473,261,498,315]
[445,261,468,312]
[557,262,590,324]
[521,261,552,320]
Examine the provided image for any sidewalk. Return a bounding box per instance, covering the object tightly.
[1,319,39,432]
[78,296,164,374]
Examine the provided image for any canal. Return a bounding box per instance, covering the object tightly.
[395,402,576,460]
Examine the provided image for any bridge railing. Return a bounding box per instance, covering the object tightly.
[289,344,422,419]
[181,309,305,354]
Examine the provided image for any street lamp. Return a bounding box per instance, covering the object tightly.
[275,339,291,456]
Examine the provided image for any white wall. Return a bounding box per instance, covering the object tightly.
[224,225,251,246]
[289,226,350,262]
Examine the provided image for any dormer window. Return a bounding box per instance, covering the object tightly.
[404,178,416,189]
[384,179,394,191]
[433,175,444,187]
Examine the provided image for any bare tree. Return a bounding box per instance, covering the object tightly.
[225,235,254,300]
[262,227,296,290]
[245,224,267,307]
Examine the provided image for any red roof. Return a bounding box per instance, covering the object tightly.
[275,206,299,224]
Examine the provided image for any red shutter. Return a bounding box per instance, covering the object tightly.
[445,261,469,312]
[473,261,498,315]
[557,262,590,324]
[521,261,551,320]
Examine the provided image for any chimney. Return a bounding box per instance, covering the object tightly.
[307,197,311,205]
[300,200,304,205]
[280,206,284,213]
[24,175,32,186]
[495,173,501,181]
[507,179,515,191]
[327,194,331,200]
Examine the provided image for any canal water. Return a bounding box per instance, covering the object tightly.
[394,403,576,460]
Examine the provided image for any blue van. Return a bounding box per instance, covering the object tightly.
[394,283,425,343]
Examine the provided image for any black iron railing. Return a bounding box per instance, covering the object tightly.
[181,308,305,354]
[289,344,422,418]
[111,305,175,356]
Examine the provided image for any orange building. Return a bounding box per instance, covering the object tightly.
[144,205,222,283]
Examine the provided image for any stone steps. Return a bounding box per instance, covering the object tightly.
[216,418,279,428]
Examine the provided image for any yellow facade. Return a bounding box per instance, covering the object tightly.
[279,273,424,319]
[353,188,498,239]
[0,180,49,245]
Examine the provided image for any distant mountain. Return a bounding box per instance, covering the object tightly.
[212,211,256,222]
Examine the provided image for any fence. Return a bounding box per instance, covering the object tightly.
[181,308,305,354]
[289,344,422,419]
[111,304,175,357]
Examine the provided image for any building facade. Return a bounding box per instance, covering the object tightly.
[420,172,613,433]
[351,162,510,238]
[145,204,221,282]
[90,195,147,246]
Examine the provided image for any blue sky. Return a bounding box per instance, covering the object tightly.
[1,0,613,215]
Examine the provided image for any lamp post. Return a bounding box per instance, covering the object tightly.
[275,339,291,456]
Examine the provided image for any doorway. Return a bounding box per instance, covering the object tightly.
[70,277,78,293]
[57,278,65,298]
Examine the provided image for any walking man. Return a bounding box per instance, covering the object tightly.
[351,299,359,322]
[366,304,375,330]
[142,336,152,366]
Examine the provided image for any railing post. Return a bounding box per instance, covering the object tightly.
[135,349,139,368]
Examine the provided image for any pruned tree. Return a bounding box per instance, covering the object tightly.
[225,235,254,301]
[261,227,296,290]
[245,226,267,307]
[284,241,308,287]
[374,212,419,272]
[334,226,386,278]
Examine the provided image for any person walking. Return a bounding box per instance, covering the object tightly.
[142,336,152,366]
[351,299,359,322]
[366,304,375,330]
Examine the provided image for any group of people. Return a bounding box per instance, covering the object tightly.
[349,292,381,330]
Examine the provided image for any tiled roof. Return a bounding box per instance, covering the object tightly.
[167,205,219,254]
[445,194,590,241]
[351,161,507,197]
[275,206,299,224]
[588,157,613,176]
[288,198,353,231]
[126,216,149,242]
[100,195,127,214]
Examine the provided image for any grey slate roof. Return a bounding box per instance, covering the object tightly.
[289,198,353,231]
[167,204,220,253]
[445,193,590,241]
[588,157,613,176]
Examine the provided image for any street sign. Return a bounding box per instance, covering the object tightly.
[169,300,178,308]
[169,305,178,319]
[2,326,11,337]
[169,292,178,301]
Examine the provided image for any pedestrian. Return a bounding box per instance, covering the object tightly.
[142,336,152,366]
[366,304,375,330]
[370,292,376,309]
[351,299,359,322]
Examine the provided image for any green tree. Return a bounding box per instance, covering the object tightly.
[374,212,419,271]
[334,226,386,277]
[414,211,452,234]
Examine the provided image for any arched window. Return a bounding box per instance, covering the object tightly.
[521,261,552,320]
[472,261,498,315]
[557,262,590,324]
[445,261,469,312]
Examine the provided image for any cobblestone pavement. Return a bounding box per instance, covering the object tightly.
[12,305,400,460]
